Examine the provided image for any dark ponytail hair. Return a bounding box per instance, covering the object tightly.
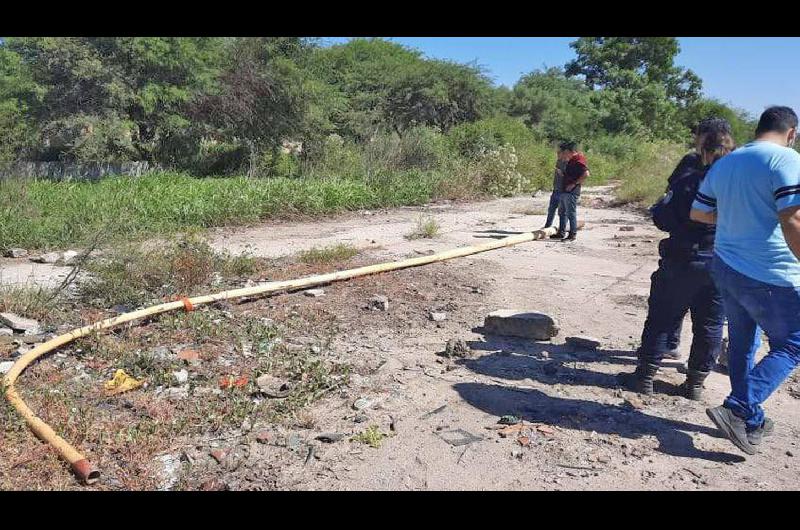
[701,131,735,166]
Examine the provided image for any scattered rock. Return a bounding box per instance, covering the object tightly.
[788,451,794,457]
[429,312,447,322]
[483,310,559,340]
[154,454,181,491]
[60,250,79,265]
[368,295,389,312]
[177,349,200,365]
[163,385,189,401]
[619,226,635,232]
[111,304,132,314]
[442,339,471,359]
[194,386,222,397]
[352,396,383,411]
[311,345,321,354]
[304,288,325,298]
[210,449,229,464]
[511,449,524,459]
[173,369,189,385]
[152,346,173,361]
[0,327,12,337]
[256,374,292,398]
[256,431,273,444]
[0,313,40,335]
[498,415,521,425]
[565,335,601,350]
[315,433,346,443]
[199,478,228,491]
[286,433,304,452]
[3,248,28,258]
[353,414,369,423]
[0,361,14,375]
[11,344,31,358]
[30,252,60,264]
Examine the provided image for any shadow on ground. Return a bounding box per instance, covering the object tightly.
[461,334,687,395]
[452,333,743,463]
[453,382,742,463]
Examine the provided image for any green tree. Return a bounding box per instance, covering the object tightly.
[4,37,224,162]
[565,38,702,141]
[510,67,599,141]
[0,43,39,162]
[682,98,755,146]
[383,59,493,135]
[565,37,702,105]
[190,37,324,175]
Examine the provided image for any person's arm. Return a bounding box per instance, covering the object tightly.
[690,169,718,224]
[565,169,589,191]
[779,205,800,261]
[772,151,800,260]
[690,208,717,224]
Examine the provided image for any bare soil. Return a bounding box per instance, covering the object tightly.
[3,185,800,490]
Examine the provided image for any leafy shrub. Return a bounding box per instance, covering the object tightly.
[476,144,523,197]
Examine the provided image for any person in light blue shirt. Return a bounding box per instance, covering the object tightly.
[691,106,800,455]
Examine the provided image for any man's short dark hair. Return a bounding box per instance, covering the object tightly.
[695,118,732,137]
[755,106,798,136]
[559,140,577,152]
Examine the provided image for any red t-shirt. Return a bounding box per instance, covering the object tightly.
[562,152,588,191]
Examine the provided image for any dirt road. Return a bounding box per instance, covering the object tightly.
[5,185,800,490]
[204,186,800,490]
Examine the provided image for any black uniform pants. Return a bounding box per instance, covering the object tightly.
[639,257,724,372]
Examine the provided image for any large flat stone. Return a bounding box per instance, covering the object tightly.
[0,313,40,334]
[483,310,559,340]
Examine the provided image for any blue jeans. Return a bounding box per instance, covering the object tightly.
[558,192,579,234]
[544,191,562,228]
[639,258,724,371]
[711,256,800,430]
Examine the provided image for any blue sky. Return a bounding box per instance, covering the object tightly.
[321,37,800,119]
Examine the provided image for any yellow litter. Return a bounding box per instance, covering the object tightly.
[104,369,143,395]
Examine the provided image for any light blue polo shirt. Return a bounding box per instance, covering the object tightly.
[692,140,800,287]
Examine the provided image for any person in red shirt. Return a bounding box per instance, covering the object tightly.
[554,141,590,241]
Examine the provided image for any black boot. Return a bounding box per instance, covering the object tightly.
[549,231,566,240]
[617,361,659,395]
[680,369,710,401]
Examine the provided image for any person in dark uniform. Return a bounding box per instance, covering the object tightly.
[659,118,734,360]
[619,129,735,400]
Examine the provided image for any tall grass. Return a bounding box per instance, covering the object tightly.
[0,171,444,250]
[0,126,687,250]
[611,141,687,205]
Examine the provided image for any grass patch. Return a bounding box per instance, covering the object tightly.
[0,284,60,323]
[79,233,258,308]
[0,171,445,250]
[405,215,440,240]
[604,141,686,206]
[352,425,386,448]
[297,244,359,266]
